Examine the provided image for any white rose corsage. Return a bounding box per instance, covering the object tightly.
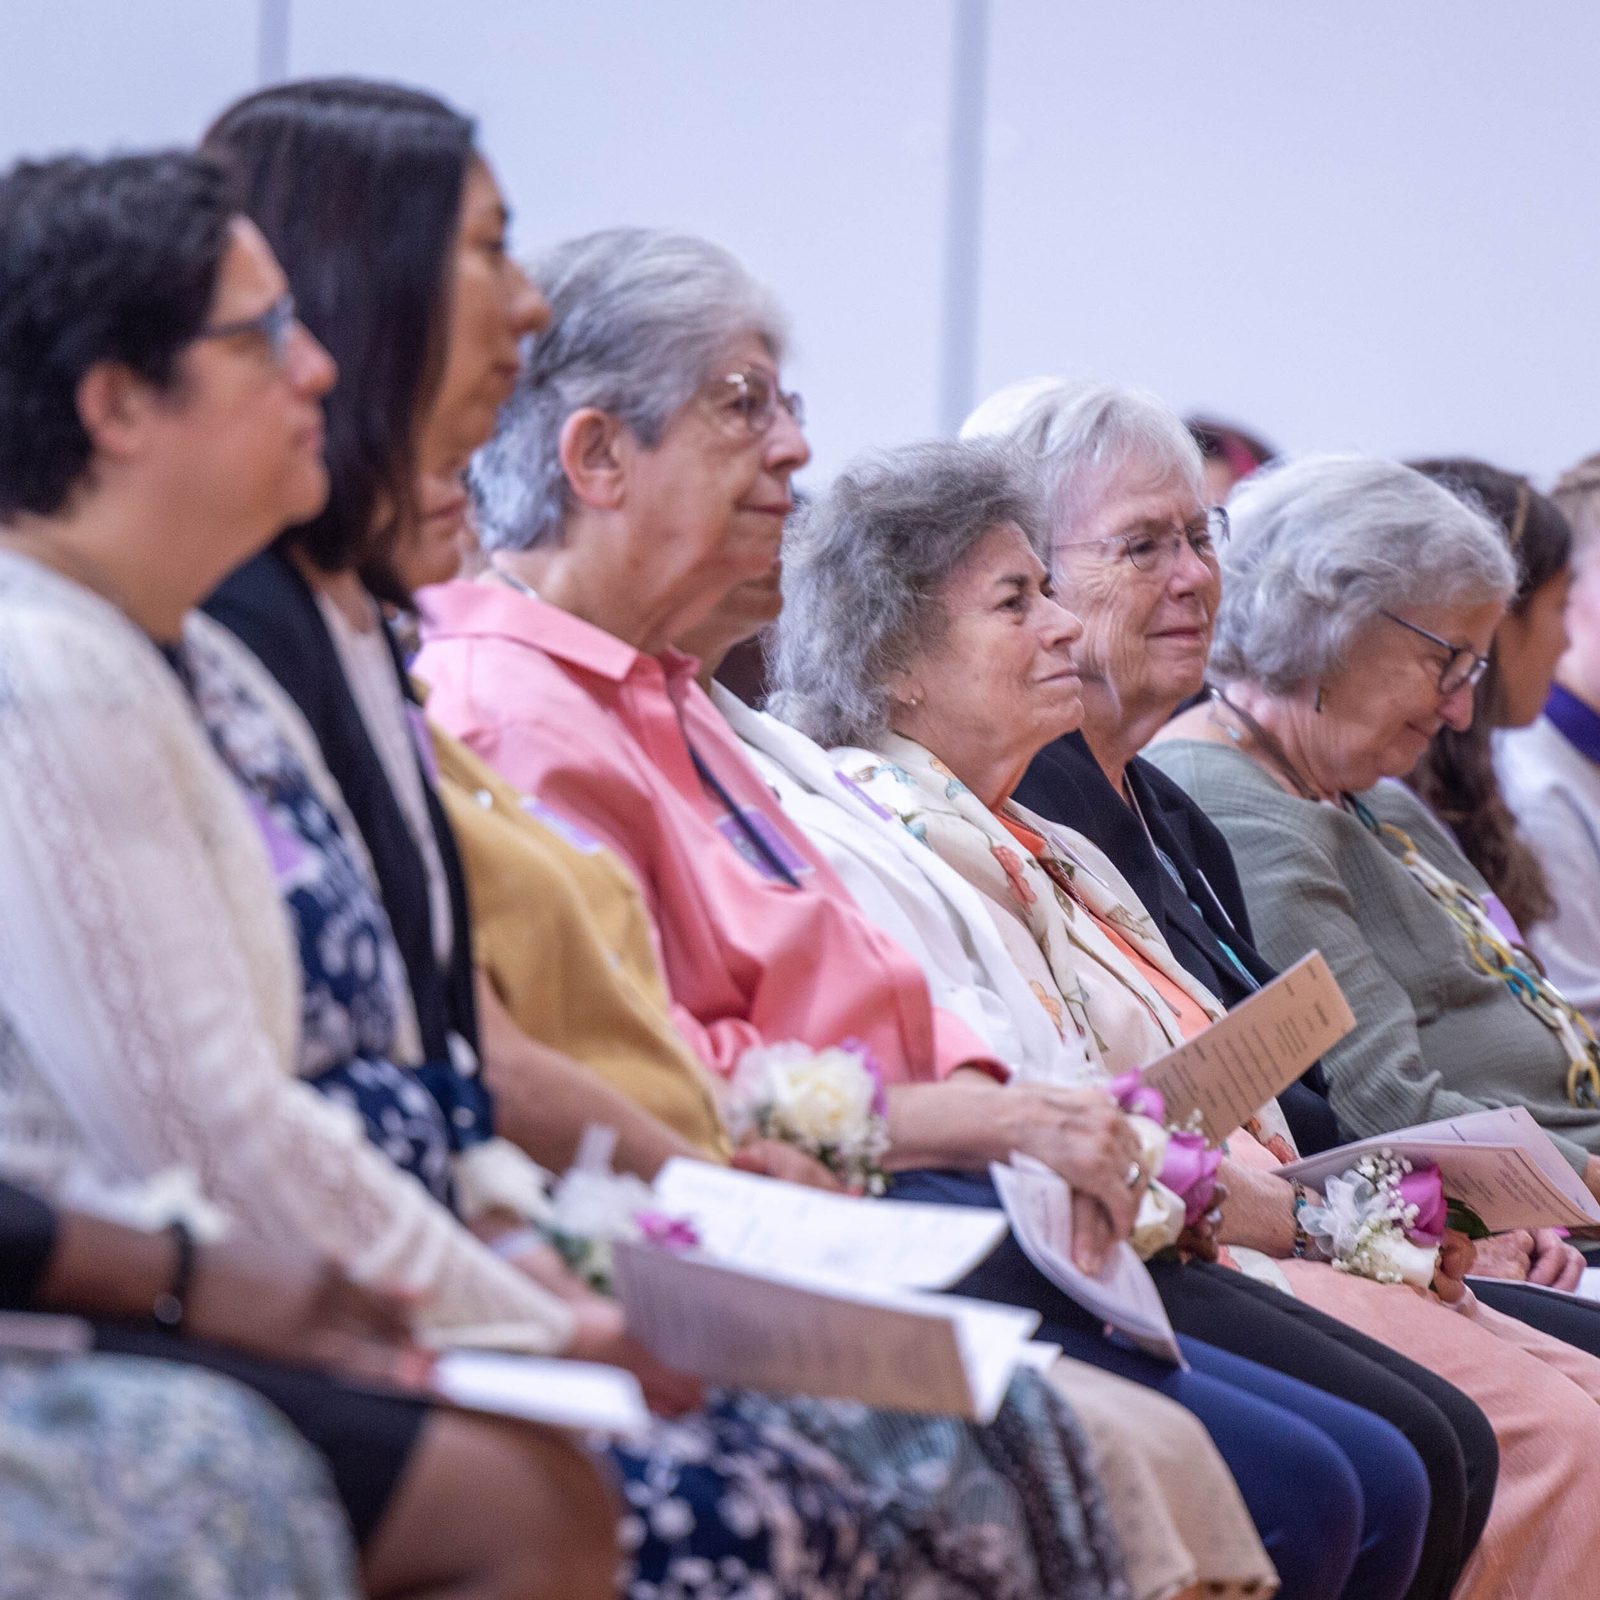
[1296,1151,1472,1290]
[532,1127,700,1294]
[725,1039,891,1194]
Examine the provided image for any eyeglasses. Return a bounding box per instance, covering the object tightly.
[1379,610,1491,695]
[705,368,805,437]
[192,292,299,366]
[1061,505,1229,574]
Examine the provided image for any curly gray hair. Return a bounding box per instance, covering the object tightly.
[471,226,787,552]
[961,376,1201,535]
[768,437,1046,747]
[1212,454,1516,694]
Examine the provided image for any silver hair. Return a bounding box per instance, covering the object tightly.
[768,437,1046,747]
[470,226,788,552]
[961,376,1202,535]
[1212,454,1516,694]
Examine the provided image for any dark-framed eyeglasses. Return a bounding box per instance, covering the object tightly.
[192,292,299,366]
[1379,609,1491,695]
[706,367,805,437]
[1110,505,1229,573]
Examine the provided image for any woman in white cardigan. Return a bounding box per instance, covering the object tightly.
[0,125,1151,1600]
[0,147,618,1600]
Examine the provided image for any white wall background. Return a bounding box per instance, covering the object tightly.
[6,1,1600,488]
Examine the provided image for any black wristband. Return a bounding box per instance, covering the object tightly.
[151,1220,196,1335]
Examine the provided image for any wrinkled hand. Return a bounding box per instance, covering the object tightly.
[1431,1229,1477,1305]
[498,1236,704,1417]
[1470,1229,1534,1283]
[730,1138,846,1192]
[1000,1086,1143,1273]
[562,1295,704,1418]
[1176,1178,1228,1265]
[185,1237,423,1384]
[1527,1228,1585,1291]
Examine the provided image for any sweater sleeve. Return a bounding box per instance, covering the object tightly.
[0,603,573,1345]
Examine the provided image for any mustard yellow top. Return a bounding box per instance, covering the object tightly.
[431,725,730,1160]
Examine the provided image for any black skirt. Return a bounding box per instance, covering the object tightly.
[90,1322,426,1545]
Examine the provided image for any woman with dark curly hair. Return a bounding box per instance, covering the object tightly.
[1404,459,1574,939]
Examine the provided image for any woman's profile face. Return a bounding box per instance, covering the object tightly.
[616,331,809,630]
[168,217,337,585]
[1317,598,1504,788]
[1493,567,1573,729]
[1558,539,1600,699]
[897,521,1084,776]
[418,157,549,476]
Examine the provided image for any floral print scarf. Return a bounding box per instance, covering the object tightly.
[835,734,1227,1082]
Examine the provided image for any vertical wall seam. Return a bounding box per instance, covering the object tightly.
[257,0,291,86]
[938,0,990,436]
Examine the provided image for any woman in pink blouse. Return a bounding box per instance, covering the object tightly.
[415,228,1467,1600]
[415,227,1145,1251]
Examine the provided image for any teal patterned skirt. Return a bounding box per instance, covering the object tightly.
[0,1351,359,1599]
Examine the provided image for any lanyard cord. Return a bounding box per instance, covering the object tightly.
[1126,773,1254,975]
[489,559,802,890]
[686,738,803,890]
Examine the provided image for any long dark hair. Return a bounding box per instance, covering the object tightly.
[1407,457,1572,930]
[202,78,476,598]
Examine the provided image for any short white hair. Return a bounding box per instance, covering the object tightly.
[962,376,1202,533]
[1213,454,1516,693]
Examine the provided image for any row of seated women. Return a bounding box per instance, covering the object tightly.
[5,71,1600,1599]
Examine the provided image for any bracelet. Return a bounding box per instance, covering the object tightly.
[1290,1181,1316,1260]
[151,1220,195,1335]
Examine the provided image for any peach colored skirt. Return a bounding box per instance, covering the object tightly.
[1226,1130,1600,1600]
[1275,1260,1600,1600]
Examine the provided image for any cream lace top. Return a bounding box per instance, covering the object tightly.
[0,550,571,1344]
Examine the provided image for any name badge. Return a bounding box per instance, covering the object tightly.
[243,791,310,883]
[835,769,895,821]
[715,806,813,884]
[520,798,604,855]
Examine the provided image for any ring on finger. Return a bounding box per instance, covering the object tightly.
[1124,1161,1144,1190]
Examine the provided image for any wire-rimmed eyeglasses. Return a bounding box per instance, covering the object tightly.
[192,292,299,366]
[1379,610,1491,695]
[1058,505,1229,574]
[706,367,805,437]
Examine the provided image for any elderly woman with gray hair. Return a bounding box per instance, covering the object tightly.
[769,439,1492,1600]
[417,223,1258,1600]
[418,225,1485,1600]
[1148,457,1600,1195]
[770,431,1600,1599]
[937,380,1600,1595]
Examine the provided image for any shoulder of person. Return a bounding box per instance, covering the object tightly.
[1498,716,1599,806]
[0,555,190,733]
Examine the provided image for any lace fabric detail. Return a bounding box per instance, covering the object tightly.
[0,554,569,1343]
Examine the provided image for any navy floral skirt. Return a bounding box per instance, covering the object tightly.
[609,1378,1130,1600]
